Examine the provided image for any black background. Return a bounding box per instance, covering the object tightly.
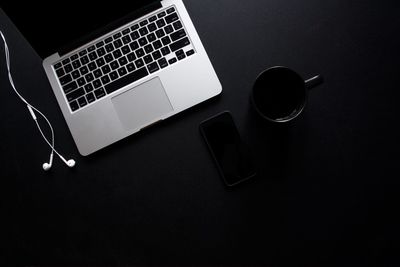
[1,0,400,265]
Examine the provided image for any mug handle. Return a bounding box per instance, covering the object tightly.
[305,75,324,90]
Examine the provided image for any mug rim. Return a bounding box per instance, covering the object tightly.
[251,66,308,123]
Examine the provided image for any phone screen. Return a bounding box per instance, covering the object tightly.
[200,112,257,186]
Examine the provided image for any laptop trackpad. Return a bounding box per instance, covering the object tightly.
[111,77,173,131]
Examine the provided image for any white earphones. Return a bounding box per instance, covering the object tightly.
[1,30,76,171]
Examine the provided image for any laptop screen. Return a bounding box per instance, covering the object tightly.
[1,0,158,58]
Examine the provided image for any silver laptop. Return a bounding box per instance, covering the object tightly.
[2,0,221,156]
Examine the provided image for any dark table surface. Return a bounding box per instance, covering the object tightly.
[1,1,400,266]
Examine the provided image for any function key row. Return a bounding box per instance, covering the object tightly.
[54,6,176,70]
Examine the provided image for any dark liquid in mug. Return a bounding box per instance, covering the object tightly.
[253,68,305,120]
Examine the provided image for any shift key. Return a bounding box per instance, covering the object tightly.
[170,37,190,52]
[66,88,85,102]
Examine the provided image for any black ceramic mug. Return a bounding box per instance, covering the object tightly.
[251,66,323,123]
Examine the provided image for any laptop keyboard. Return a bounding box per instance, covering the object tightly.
[52,6,195,112]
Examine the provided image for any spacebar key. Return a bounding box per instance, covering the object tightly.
[104,67,149,94]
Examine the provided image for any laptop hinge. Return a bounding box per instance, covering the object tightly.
[58,1,162,57]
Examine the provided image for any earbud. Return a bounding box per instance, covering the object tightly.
[67,159,76,168]
[42,153,54,171]
[42,163,51,171]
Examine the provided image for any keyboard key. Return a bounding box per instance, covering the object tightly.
[147,33,156,43]
[131,24,139,31]
[96,41,104,48]
[105,37,113,43]
[109,71,119,81]
[62,58,70,65]
[110,60,120,70]
[118,66,127,76]
[156,29,165,38]
[161,36,171,46]
[113,32,122,39]
[130,31,140,40]
[86,92,96,103]
[139,27,148,36]
[88,45,96,52]
[63,80,78,94]
[147,62,159,73]
[60,74,72,85]
[93,79,102,89]
[164,25,173,34]
[69,100,79,111]
[171,29,186,42]
[72,70,80,79]
[144,55,153,64]
[139,37,148,46]
[71,54,79,61]
[118,56,128,66]
[170,37,190,52]
[176,49,186,60]
[97,47,106,56]
[84,83,94,93]
[85,73,94,83]
[186,49,195,56]
[158,11,166,18]
[105,67,148,94]
[130,41,139,51]
[126,63,136,72]
[105,54,114,63]
[173,21,183,30]
[55,62,62,69]
[122,35,131,44]
[136,48,145,58]
[122,28,131,35]
[144,44,154,54]
[88,62,97,71]
[165,13,179,24]
[166,7,175,14]
[101,65,111,74]
[80,66,89,76]
[148,23,157,32]
[88,51,98,61]
[94,69,103,78]
[101,75,111,85]
[94,88,106,99]
[153,40,162,50]
[140,20,148,27]
[77,96,87,107]
[79,50,87,56]
[64,64,73,73]
[168,57,177,64]
[152,51,162,60]
[72,60,81,69]
[177,53,186,60]
[66,87,85,102]
[158,58,168,69]
[161,47,171,56]
[156,19,166,28]
[114,39,123,48]
[80,55,89,65]
[135,58,144,68]
[121,45,130,55]
[105,43,114,53]
[96,58,106,67]
[77,77,86,86]
[127,52,136,62]
[149,15,157,22]
[113,49,122,59]
[56,68,65,77]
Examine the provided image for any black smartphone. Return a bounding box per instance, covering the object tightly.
[200,111,257,186]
